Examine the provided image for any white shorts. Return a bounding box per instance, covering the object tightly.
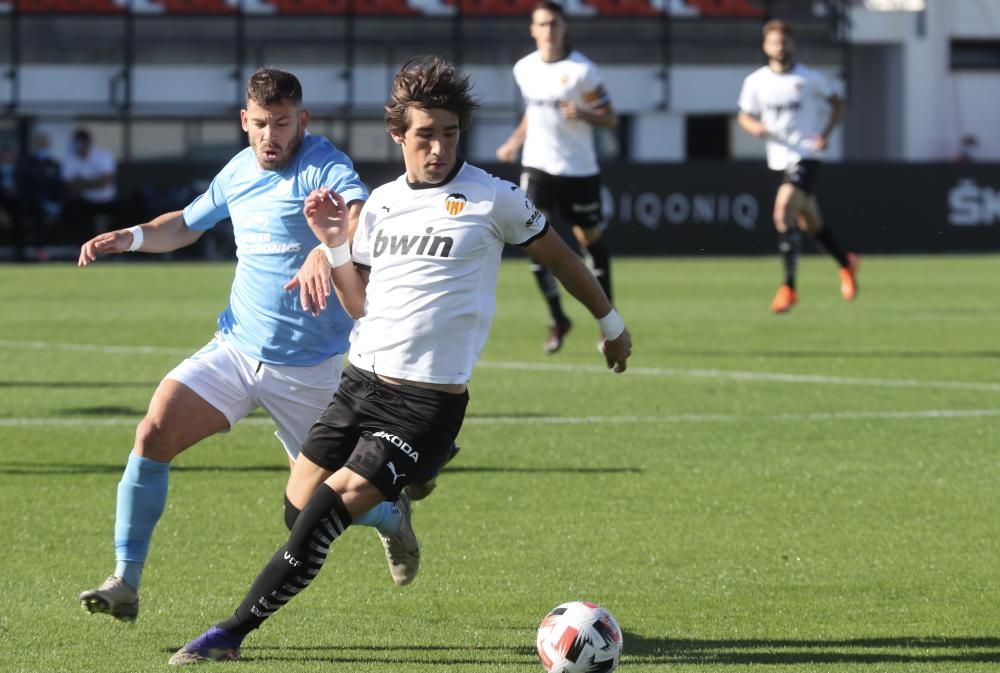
[164,333,344,459]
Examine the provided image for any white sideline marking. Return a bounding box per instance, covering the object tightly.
[1,339,998,392]
[0,339,193,356]
[477,360,1000,392]
[1,409,998,428]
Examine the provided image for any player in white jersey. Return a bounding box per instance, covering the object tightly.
[169,56,632,665]
[75,69,423,624]
[738,19,858,314]
[497,0,618,353]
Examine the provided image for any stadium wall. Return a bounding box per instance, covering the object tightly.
[114,159,1000,256]
[849,0,1000,161]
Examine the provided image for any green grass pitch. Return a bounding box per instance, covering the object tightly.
[0,254,998,672]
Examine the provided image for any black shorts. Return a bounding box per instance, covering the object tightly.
[521,167,605,230]
[301,365,469,500]
[778,160,821,195]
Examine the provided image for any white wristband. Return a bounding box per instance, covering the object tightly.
[320,241,352,268]
[126,226,144,252]
[598,308,626,341]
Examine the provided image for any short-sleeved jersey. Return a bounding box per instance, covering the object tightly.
[738,63,839,171]
[513,50,610,177]
[348,162,548,384]
[183,133,368,366]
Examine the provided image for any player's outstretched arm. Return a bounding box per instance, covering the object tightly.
[525,228,632,373]
[303,188,368,318]
[286,200,365,316]
[77,210,202,267]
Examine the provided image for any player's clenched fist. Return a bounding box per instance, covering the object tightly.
[601,329,632,374]
[303,187,349,247]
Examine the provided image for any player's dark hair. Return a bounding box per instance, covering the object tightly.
[762,19,792,38]
[72,128,92,143]
[246,68,303,107]
[384,56,480,136]
[532,0,565,18]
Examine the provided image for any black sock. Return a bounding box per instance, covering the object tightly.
[283,493,300,531]
[584,239,612,302]
[812,226,850,268]
[531,263,568,324]
[218,484,352,637]
[777,229,801,289]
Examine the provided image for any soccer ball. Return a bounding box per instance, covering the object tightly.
[536,601,623,673]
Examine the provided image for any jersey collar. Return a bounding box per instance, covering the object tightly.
[406,159,465,190]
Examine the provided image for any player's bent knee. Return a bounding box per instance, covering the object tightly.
[133,416,186,462]
[327,468,387,519]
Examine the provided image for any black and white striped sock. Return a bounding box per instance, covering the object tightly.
[219,484,352,636]
[778,229,801,289]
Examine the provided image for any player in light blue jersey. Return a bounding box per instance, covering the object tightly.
[76,68,420,623]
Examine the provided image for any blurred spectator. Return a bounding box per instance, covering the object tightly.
[62,128,118,241]
[955,133,979,162]
[0,144,18,256]
[17,132,64,261]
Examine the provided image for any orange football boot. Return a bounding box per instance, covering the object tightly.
[770,284,797,314]
[840,253,859,300]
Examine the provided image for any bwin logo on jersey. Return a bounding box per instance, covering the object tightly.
[372,430,419,462]
[445,193,467,216]
[372,227,454,258]
[766,100,802,115]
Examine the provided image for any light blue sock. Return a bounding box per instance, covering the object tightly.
[352,500,402,536]
[113,451,170,590]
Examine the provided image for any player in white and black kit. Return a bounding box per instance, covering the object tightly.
[169,56,632,665]
[497,0,617,353]
[738,19,858,314]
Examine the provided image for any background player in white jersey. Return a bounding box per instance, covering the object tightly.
[169,55,632,665]
[738,19,858,314]
[76,68,418,623]
[496,0,617,353]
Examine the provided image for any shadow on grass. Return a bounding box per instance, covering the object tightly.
[466,411,562,419]
[672,350,1000,360]
[444,465,642,475]
[161,636,1000,665]
[0,462,288,475]
[59,406,145,416]
[0,380,155,388]
[0,462,641,476]
[160,643,539,666]
[625,633,1000,665]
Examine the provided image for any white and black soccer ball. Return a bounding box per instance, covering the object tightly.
[536,601,623,673]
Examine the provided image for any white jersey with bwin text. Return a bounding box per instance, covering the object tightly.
[514,49,610,177]
[348,162,548,385]
[738,63,840,171]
